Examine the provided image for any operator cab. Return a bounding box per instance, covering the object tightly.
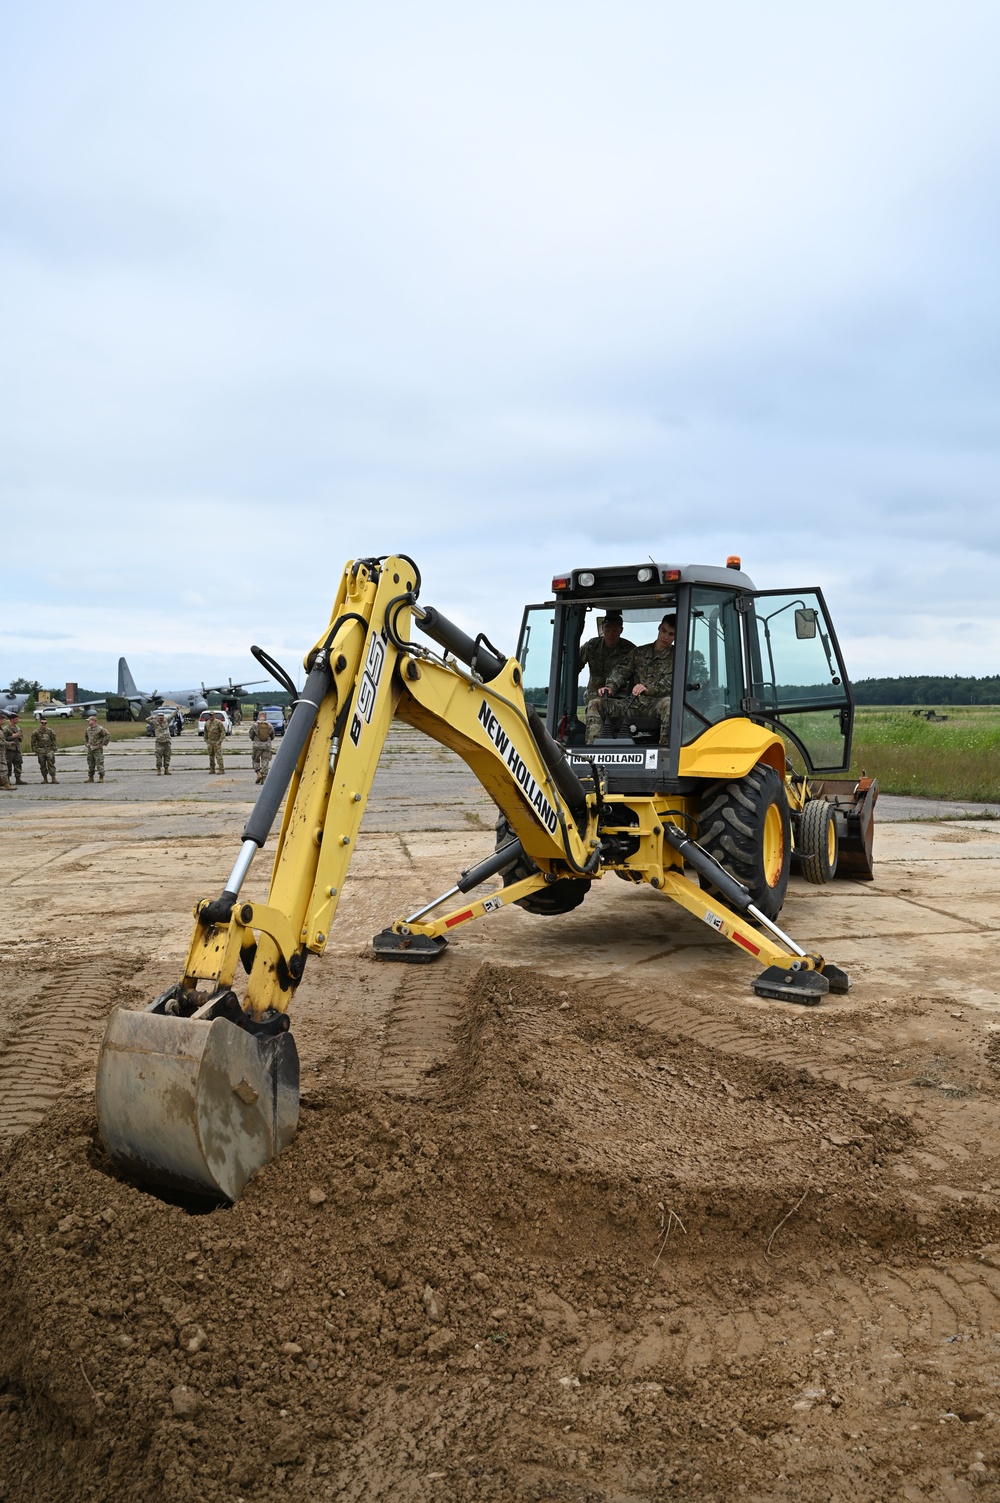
[517,560,854,794]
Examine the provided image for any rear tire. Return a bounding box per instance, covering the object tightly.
[798,798,839,884]
[698,763,791,920]
[495,816,591,916]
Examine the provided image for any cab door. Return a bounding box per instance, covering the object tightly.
[516,603,557,721]
[517,600,587,739]
[744,589,853,773]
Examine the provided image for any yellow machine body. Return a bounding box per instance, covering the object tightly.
[96,555,864,1201]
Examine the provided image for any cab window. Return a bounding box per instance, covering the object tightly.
[517,605,555,711]
[562,604,676,745]
[682,588,744,742]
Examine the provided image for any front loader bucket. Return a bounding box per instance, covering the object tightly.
[96,1005,299,1203]
[815,776,879,881]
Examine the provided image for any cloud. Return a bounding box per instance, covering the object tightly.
[2,0,1000,686]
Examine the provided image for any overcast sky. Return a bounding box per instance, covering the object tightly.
[2,0,999,693]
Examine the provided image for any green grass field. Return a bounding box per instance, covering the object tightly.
[11,716,146,751]
[849,706,1000,802]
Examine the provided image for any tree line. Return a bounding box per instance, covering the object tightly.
[852,675,1000,705]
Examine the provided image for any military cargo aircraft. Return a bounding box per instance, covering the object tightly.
[116,658,267,718]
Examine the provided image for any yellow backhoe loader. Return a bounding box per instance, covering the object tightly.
[96,554,876,1203]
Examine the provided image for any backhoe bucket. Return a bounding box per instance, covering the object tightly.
[96,1004,299,1203]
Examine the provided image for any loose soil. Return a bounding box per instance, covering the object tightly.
[2,757,1000,1501]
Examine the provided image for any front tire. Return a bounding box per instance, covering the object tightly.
[798,798,839,884]
[699,763,791,920]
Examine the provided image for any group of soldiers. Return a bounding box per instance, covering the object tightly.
[0,711,114,787]
[1,711,62,787]
[581,610,703,746]
[0,707,279,788]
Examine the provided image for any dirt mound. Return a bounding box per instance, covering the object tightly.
[2,964,1000,1501]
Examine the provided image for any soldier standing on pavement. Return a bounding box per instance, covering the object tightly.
[248,710,275,784]
[153,713,172,775]
[31,716,58,783]
[204,712,226,774]
[4,712,24,784]
[84,714,110,782]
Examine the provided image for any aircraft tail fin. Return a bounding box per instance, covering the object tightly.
[118,657,139,698]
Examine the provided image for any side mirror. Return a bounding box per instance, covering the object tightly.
[794,608,817,640]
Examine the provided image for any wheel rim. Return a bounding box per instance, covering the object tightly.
[826,813,837,866]
[762,803,785,887]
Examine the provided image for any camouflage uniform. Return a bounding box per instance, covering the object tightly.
[204,715,226,773]
[84,719,110,780]
[31,722,58,783]
[608,641,675,745]
[249,718,275,783]
[578,634,636,699]
[4,717,24,783]
[153,717,172,773]
[583,641,673,748]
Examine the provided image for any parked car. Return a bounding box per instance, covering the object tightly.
[33,703,75,719]
[255,705,286,737]
[197,709,233,737]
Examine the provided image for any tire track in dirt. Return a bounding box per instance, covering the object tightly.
[0,960,133,1137]
[377,956,477,1095]
[597,984,933,1107]
[614,1259,1000,1381]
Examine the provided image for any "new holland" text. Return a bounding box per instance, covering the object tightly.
[477,700,558,833]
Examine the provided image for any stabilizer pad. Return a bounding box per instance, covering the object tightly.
[752,965,830,1006]
[372,929,448,963]
[821,964,851,994]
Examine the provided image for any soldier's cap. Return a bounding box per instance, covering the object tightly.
[88,714,98,720]
[603,610,623,625]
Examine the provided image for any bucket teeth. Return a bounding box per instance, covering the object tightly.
[96,1006,299,1202]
